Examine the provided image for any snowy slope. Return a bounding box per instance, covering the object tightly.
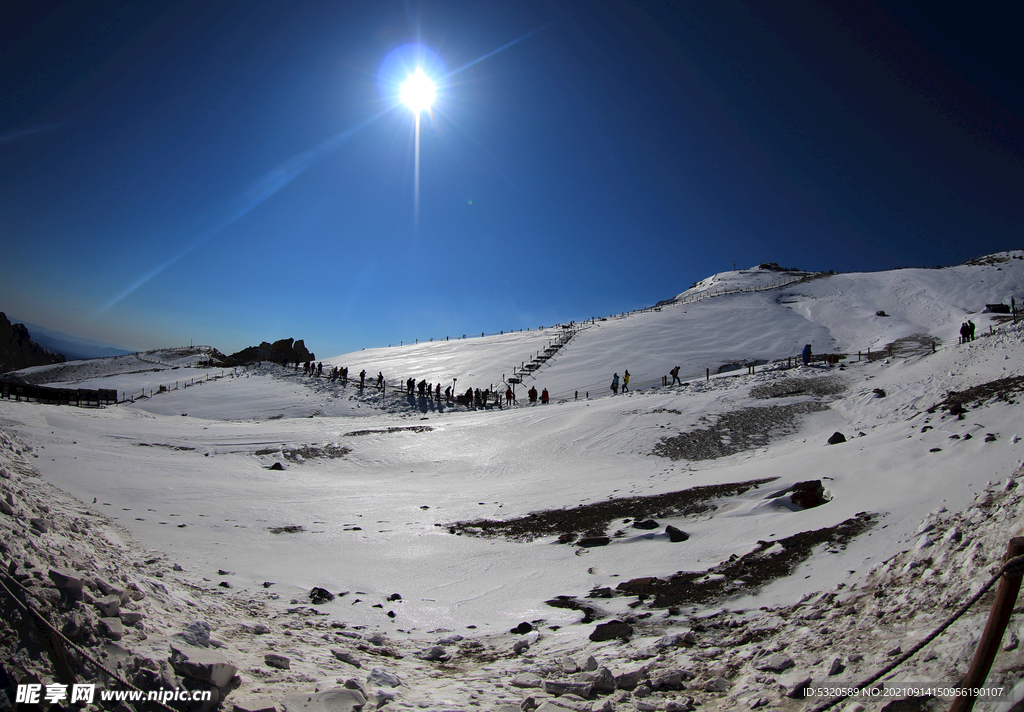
[2,252,1024,711]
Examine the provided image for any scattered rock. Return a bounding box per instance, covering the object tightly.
[543,679,594,697]
[827,432,847,445]
[367,668,401,688]
[264,653,290,670]
[309,587,335,604]
[416,646,448,662]
[169,641,238,687]
[589,620,633,642]
[510,673,543,689]
[280,689,365,712]
[331,649,361,667]
[665,525,690,542]
[778,672,812,698]
[577,536,611,547]
[633,519,659,530]
[99,617,125,640]
[790,480,828,509]
[756,653,795,672]
[703,677,731,692]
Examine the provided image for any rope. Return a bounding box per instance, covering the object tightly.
[0,563,179,712]
[809,554,1024,712]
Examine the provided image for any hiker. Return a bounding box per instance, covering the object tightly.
[622,370,630,392]
[435,383,441,400]
[670,366,681,385]
[528,386,538,403]
[418,380,426,397]
[968,320,976,341]
[802,344,812,366]
[359,370,366,388]
[611,373,619,395]
[959,322,970,344]
[541,388,549,404]
[505,387,513,405]
[444,386,451,403]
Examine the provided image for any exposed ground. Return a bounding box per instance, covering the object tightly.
[651,402,829,461]
[445,478,778,541]
[614,512,879,608]
[928,374,1024,413]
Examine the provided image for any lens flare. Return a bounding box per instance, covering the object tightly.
[399,68,436,115]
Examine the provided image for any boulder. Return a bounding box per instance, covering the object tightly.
[309,587,335,604]
[614,666,647,690]
[232,695,279,712]
[576,667,617,693]
[99,617,124,641]
[756,653,795,672]
[416,646,448,662]
[330,649,360,667]
[778,672,812,698]
[177,620,212,647]
[95,594,121,617]
[366,668,400,688]
[577,536,610,547]
[590,620,633,642]
[543,679,594,698]
[264,653,290,670]
[510,674,542,689]
[790,480,827,509]
[703,677,731,692]
[169,641,238,688]
[280,688,365,712]
[632,519,659,530]
[49,567,84,590]
[826,432,846,445]
[665,525,690,542]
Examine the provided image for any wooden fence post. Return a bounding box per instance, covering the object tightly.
[949,537,1024,712]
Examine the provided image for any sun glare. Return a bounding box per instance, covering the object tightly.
[399,68,436,114]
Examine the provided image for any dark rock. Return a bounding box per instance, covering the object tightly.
[665,525,690,542]
[827,432,846,445]
[589,620,633,642]
[542,679,594,697]
[577,536,611,547]
[309,587,335,604]
[511,621,534,634]
[264,653,290,670]
[632,519,659,530]
[790,480,827,509]
[268,462,285,471]
[331,649,360,667]
[873,388,886,398]
[0,312,65,373]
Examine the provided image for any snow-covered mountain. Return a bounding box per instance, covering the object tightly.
[3,252,1024,712]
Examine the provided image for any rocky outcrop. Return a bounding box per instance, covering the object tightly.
[225,338,315,367]
[0,312,65,375]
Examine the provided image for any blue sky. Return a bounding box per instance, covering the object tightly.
[2,1,1020,357]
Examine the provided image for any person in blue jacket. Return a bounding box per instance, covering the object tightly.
[801,344,812,366]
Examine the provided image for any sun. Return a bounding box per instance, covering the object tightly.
[399,68,436,114]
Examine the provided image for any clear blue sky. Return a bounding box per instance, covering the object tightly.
[2,1,1020,357]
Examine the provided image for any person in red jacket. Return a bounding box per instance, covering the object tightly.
[541,388,549,404]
